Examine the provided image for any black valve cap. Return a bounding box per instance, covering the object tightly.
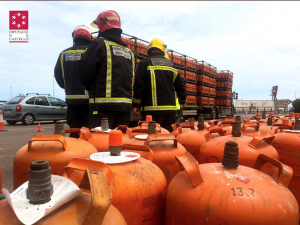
[222,141,239,169]
[27,160,53,205]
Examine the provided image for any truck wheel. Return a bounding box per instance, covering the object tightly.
[176,110,182,123]
[216,108,221,119]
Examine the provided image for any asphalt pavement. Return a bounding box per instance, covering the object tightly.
[0,121,70,193]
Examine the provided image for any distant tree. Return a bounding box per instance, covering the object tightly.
[292,99,300,113]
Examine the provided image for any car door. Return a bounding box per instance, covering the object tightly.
[34,96,52,121]
[48,97,66,120]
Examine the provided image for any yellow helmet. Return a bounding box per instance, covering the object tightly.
[148,37,167,54]
[164,51,169,60]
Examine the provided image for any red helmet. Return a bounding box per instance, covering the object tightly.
[91,10,121,32]
[73,25,91,41]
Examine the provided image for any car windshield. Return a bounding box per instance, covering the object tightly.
[6,96,26,104]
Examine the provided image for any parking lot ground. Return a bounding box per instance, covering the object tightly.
[0,115,253,193]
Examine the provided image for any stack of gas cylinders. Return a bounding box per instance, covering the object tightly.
[2,113,300,224]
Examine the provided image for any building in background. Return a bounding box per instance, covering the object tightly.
[235,100,274,113]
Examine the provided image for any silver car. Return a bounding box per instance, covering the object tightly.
[2,94,67,125]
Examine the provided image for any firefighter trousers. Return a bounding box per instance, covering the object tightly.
[141,112,176,133]
[89,108,129,130]
[67,104,89,138]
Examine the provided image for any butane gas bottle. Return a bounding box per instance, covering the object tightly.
[13,134,98,190]
[200,121,279,178]
[0,165,127,225]
[64,130,167,225]
[123,132,186,185]
[176,117,224,162]
[271,121,300,215]
[226,119,261,137]
[166,144,299,225]
[130,115,170,138]
[65,127,131,152]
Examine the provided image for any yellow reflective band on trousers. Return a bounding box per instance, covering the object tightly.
[89,98,132,104]
[60,49,86,88]
[144,106,177,111]
[66,95,89,99]
[103,40,135,98]
[132,98,141,104]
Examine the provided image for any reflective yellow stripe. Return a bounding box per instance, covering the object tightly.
[173,70,178,82]
[144,106,177,111]
[84,89,89,95]
[66,95,89,99]
[60,53,66,88]
[89,98,132,104]
[104,40,112,98]
[147,66,178,73]
[150,69,157,106]
[132,98,141,104]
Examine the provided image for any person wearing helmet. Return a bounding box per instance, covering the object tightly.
[54,25,92,138]
[79,10,135,130]
[132,37,187,132]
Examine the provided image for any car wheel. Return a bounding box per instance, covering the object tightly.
[6,120,17,125]
[22,114,35,125]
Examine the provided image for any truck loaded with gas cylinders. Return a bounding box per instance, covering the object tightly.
[109,32,237,122]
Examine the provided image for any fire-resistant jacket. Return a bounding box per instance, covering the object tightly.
[79,34,135,112]
[132,52,187,115]
[54,38,90,105]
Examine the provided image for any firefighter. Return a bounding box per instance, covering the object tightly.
[132,37,187,132]
[79,10,135,130]
[54,25,91,138]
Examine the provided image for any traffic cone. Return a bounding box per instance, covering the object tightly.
[0,111,7,131]
[35,122,45,132]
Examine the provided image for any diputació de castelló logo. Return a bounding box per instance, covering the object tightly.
[9,11,29,43]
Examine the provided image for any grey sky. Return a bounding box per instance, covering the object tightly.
[1,1,299,102]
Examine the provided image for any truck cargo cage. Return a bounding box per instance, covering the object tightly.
[197,61,217,78]
[216,70,233,83]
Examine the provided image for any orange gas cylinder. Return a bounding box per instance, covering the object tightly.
[176,118,225,162]
[64,130,167,225]
[271,123,300,213]
[217,118,235,134]
[123,134,186,185]
[259,117,277,135]
[13,134,98,190]
[171,123,195,137]
[200,121,279,178]
[130,120,170,138]
[166,146,299,225]
[226,122,261,137]
[0,169,127,225]
[65,126,131,152]
[295,113,300,119]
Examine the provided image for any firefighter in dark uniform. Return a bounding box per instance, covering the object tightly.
[132,37,187,132]
[54,25,91,138]
[79,10,134,129]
